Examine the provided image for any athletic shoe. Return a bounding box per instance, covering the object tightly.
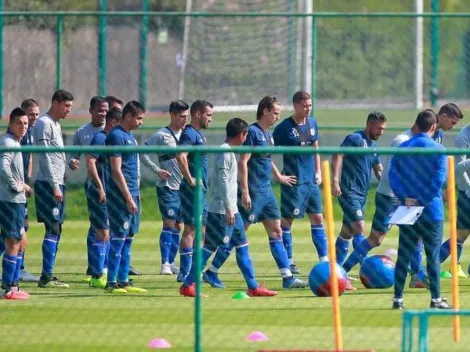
[104,283,127,294]
[202,271,225,288]
[89,276,107,289]
[179,284,196,297]
[19,270,39,282]
[346,280,357,291]
[409,272,429,289]
[282,276,307,289]
[160,263,173,275]
[128,266,142,276]
[118,282,147,293]
[247,285,278,297]
[392,298,404,310]
[170,263,180,275]
[440,265,467,279]
[82,276,92,283]
[289,263,300,275]
[38,276,70,288]
[430,297,452,309]
[2,289,30,300]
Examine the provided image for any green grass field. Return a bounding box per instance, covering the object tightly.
[2,187,470,351]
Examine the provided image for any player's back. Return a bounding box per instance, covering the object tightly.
[245,123,273,191]
[208,144,238,215]
[33,114,66,184]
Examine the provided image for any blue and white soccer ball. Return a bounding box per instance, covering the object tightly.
[308,261,348,297]
[359,255,395,289]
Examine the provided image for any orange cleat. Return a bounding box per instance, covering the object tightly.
[346,280,357,291]
[247,285,278,297]
[3,289,30,300]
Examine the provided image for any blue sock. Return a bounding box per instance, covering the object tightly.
[236,245,258,290]
[20,251,25,270]
[439,238,465,264]
[343,238,372,272]
[118,237,133,283]
[91,240,106,277]
[183,246,213,287]
[2,254,17,288]
[42,234,58,275]
[352,233,366,249]
[410,241,424,274]
[14,253,23,283]
[208,243,233,272]
[86,227,95,270]
[281,226,293,262]
[107,236,125,284]
[104,241,110,270]
[180,247,193,278]
[159,227,173,264]
[169,229,180,264]
[269,238,290,275]
[311,224,328,259]
[335,236,350,265]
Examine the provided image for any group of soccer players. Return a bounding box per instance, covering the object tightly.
[0,88,468,307]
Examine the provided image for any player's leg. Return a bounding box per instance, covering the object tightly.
[169,222,181,274]
[393,223,420,309]
[306,183,328,262]
[178,186,199,282]
[19,205,39,282]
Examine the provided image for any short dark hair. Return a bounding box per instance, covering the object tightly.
[438,103,463,119]
[9,107,27,123]
[292,91,311,104]
[105,95,123,107]
[190,100,213,116]
[20,99,39,110]
[106,107,122,122]
[226,118,248,139]
[256,96,280,120]
[415,109,437,132]
[169,100,189,114]
[52,89,74,103]
[90,96,107,109]
[122,100,145,118]
[367,111,387,123]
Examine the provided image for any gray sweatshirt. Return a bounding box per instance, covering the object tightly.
[0,133,26,203]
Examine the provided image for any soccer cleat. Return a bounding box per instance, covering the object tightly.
[104,283,127,294]
[89,276,107,289]
[392,298,404,310]
[282,276,307,289]
[409,272,429,289]
[170,263,180,275]
[2,289,30,300]
[82,276,92,283]
[118,282,147,293]
[38,276,70,288]
[289,263,300,275]
[430,297,452,309]
[346,280,357,291]
[440,265,467,279]
[202,271,225,288]
[247,285,278,297]
[179,283,196,297]
[128,266,142,276]
[160,263,173,275]
[19,270,40,282]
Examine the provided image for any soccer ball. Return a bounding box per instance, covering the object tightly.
[308,261,348,297]
[359,255,395,289]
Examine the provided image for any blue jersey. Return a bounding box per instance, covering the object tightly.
[87,130,107,190]
[433,129,443,144]
[273,116,319,184]
[20,127,33,180]
[244,123,273,191]
[105,125,139,197]
[179,125,209,190]
[340,130,381,198]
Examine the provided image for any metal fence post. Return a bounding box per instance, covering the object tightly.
[98,0,107,96]
[139,0,149,108]
[193,151,203,352]
[430,0,440,106]
[56,15,63,90]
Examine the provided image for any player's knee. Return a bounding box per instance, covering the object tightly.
[20,234,28,251]
[174,222,182,233]
[268,228,282,239]
[457,230,470,241]
[309,213,323,225]
[46,222,62,237]
[350,221,365,235]
[280,218,292,229]
[368,231,384,248]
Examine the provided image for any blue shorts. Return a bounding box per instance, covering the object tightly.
[457,191,470,230]
[371,192,397,233]
[205,212,247,249]
[107,195,140,236]
[280,183,322,219]
[157,186,182,222]
[238,187,280,224]
[34,181,66,224]
[0,201,26,240]
[85,185,110,231]
[24,202,29,232]
[180,181,208,225]
[338,194,366,225]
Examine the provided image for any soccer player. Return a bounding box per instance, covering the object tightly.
[33,89,73,288]
[340,104,463,287]
[105,96,123,110]
[86,107,122,288]
[69,96,108,281]
[389,109,450,309]
[176,100,213,282]
[0,108,32,300]
[104,101,147,294]
[272,91,327,274]
[179,118,278,297]
[202,96,305,289]
[141,100,189,275]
